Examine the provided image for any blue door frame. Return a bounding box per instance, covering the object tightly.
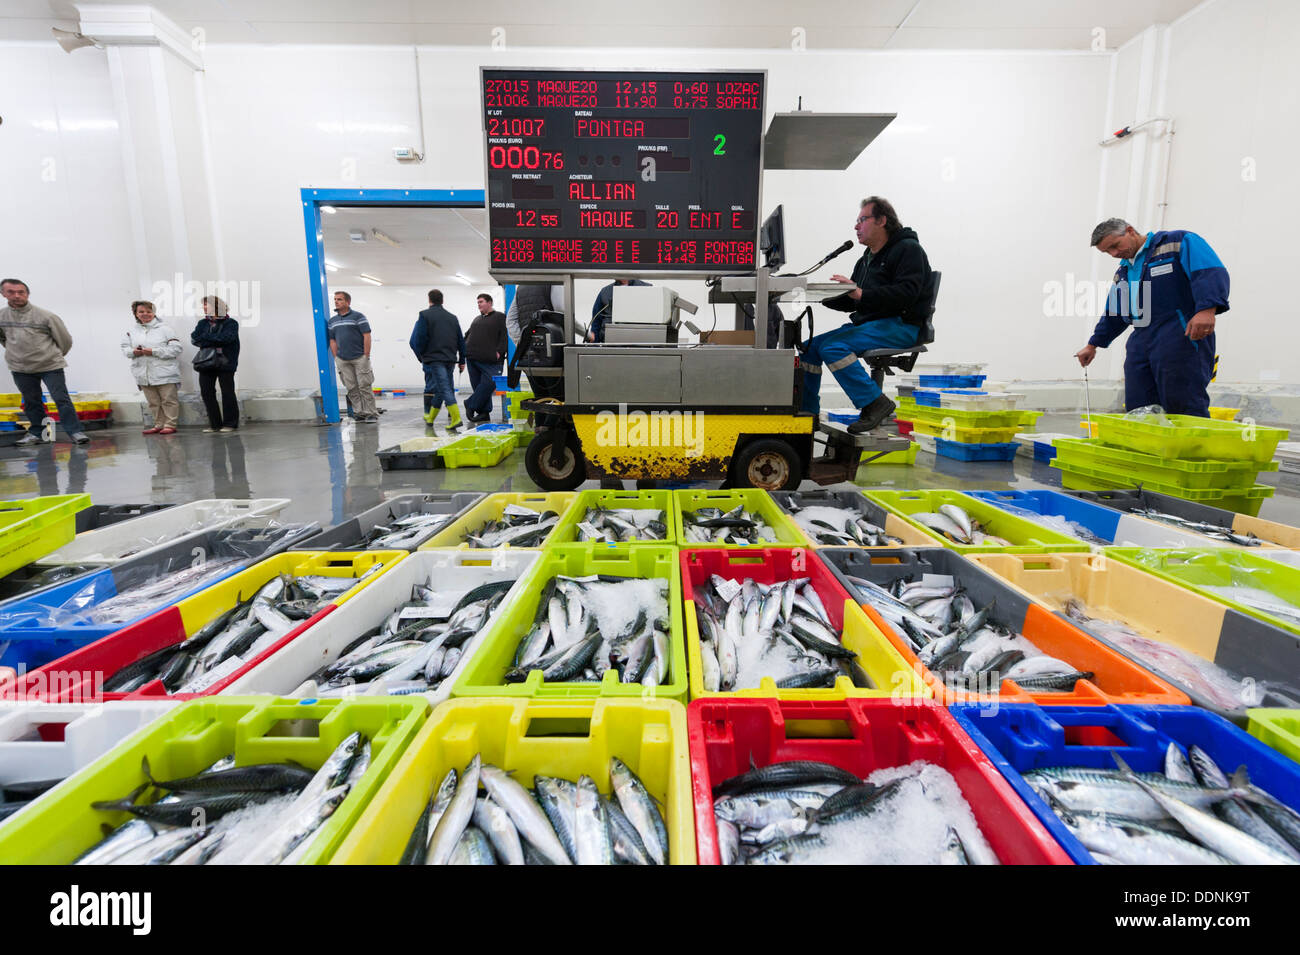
[300,187,509,422]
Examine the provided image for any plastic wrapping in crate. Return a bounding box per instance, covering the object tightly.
[292,492,485,552]
[769,488,945,548]
[817,547,1187,706]
[220,549,541,706]
[437,434,515,469]
[672,489,805,547]
[1054,437,1276,490]
[547,489,680,547]
[41,497,291,567]
[333,697,695,864]
[0,494,91,579]
[0,550,405,702]
[969,551,1300,725]
[0,519,324,672]
[0,696,430,864]
[679,547,928,701]
[452,544,686,701]
[864,489,1091,554]
[964,488,1229,548]
[1092,412,1287,464]
[420,491,578,550]
[1105,547,1300,639]
[935,439,1019,462]
[951,703,1300,865]
[0,701,178,831]
[1065,487,1300,549]
[688,697,1071,864]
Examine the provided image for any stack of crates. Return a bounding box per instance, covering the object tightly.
[0,393,112,431]
[1051,413,1288,516]
[902,377,1040,462]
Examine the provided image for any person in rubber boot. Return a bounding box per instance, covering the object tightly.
[1075,218,1228,417]
[410,288,466,429]
[801,197,933,434]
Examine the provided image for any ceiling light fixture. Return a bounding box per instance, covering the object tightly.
[371,229,400,247]
[421,256,441,269]
[453,273,474,286]
[325,262,339,272]
[320,205,337,214]
[348,230,366,243]
[358,273,383,286]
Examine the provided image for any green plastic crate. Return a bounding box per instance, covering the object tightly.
[0,493,92,578]
[436,433,516,469]
[1093,413,1288,464]
[1247,709,1300,764]
[1051,458,1274,516]
[1054,437,1276,489]
[548,489,680,547]
[506,391,535,421]
[672,489,805,547]
[1105,547,1300,638]
[419,491,578,550]
[451,544,686,702]
[0,696,429,864]
[907,406,1042,430]
[863,489,1091,554]
[912,419,1022,444]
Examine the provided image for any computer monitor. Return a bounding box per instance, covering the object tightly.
[760,205,785,270]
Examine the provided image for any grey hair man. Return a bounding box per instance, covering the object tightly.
[1075,218,1229,417]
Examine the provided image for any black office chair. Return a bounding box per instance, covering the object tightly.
[862,270,941,388]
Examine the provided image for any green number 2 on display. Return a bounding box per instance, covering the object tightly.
[713,134,726,155]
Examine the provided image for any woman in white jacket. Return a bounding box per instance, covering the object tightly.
[121,300,183,434]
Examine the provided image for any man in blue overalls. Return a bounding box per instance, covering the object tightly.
[1075,218,1229,417]
[801,196,932,434]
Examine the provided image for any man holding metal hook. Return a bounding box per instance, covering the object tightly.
[1075,218,1229,417]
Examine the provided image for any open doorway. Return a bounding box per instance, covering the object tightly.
[300,189,512,422]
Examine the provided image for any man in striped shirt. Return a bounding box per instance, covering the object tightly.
[328,291,378,422]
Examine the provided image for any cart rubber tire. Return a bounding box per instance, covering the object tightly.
[525,430,586,491]
[730,438,802,491]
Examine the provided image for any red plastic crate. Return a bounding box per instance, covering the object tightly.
[680,547,852,633]
[687,697,1073,865]
[897,419,914,436]
[40,409,112,422]
[6,601,337,703]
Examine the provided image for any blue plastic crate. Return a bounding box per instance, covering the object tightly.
[913,390,943,407]
[469,422,512,433]
[965,488,1120,543]
[1034,441,1058,462]
[492,374,520,393]
[935,438,1019,462]
[826,410,859,424]
[950,703,1300,865]
[918,374,987,388]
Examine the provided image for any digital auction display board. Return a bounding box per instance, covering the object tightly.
[481,69,765,275]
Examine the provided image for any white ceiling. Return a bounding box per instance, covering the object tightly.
[320,205,494,290]
[13,0,1209,49]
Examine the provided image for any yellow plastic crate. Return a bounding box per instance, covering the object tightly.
[175,550,406,634]
[332,698,696,864]
[1209,407,1241,421]
[419,492,578,550]
[0,494,92,578]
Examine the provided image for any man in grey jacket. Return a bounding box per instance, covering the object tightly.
[0,279,88,445]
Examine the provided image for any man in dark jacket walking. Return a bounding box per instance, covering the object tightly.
[802,196,932,433]
[409,289,466,428]
[463,293,508,423]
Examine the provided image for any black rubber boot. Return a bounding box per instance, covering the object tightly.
[847,395,896,434]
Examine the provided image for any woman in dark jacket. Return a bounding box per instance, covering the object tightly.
[191,295,241,432]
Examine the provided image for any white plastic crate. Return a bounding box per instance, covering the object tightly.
[938,392,1025,411]
[39,498,291,566]
[218,549,541,705]
[0,701,177,831]
[914,432,937,454]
